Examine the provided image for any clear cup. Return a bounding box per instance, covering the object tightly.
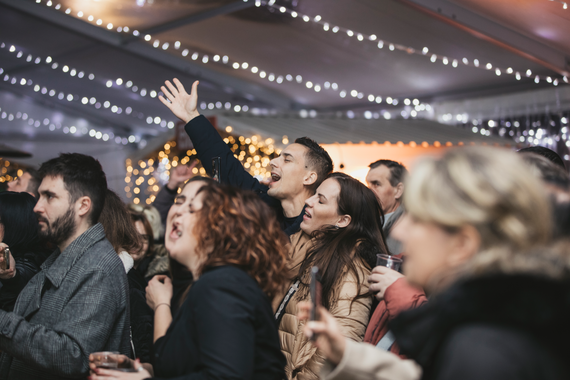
[91,352,120,369]
[376,254,403,272]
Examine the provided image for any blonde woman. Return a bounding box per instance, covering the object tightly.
[302,147,569,380]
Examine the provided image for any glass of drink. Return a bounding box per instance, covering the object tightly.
[376,254,403,272]
[91,352,120,369]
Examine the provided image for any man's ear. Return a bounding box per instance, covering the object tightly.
[336,214,352,228]
[446,225,480,268]
[394,182,404,200]
[303,171,318,187]
[76,196,92,218]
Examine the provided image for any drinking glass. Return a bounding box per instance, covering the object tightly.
[376,254,403,272]
[91,352,120,369]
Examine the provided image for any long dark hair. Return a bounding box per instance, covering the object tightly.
[0,191,41,256]
[297,172,388,309]
[98,189,142,255]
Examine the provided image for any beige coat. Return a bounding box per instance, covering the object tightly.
[320,339,421,380]
[274,231,373,380]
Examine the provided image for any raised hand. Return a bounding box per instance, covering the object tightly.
[167,161,198,190]
[159,79,200,123]
[145,275,173,311]
[368,265,404,301]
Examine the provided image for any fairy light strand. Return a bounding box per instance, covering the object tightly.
[0,103,138,145]
[33,0,568,90]
[263,1,568,86]
[31,0,432,106]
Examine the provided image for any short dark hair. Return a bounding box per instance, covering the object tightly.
[369,159,408,187]
[520,152,570,190]
[25,168,41,198]
[295,137,334,192]
[0,191,41,255]
[38,153,107,225]
[518,146,566,169]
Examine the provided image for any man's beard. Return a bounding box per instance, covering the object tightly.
[38,207,77,247]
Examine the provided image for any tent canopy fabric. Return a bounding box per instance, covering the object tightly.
[215,114,510,146]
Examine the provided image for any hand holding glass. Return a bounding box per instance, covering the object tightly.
[376,254,402,272]
[91,352,120,369]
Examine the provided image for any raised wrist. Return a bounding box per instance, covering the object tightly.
[183,111,201,124]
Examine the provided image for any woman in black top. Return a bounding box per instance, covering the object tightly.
[92,178,289,380]
[0,191,51,311]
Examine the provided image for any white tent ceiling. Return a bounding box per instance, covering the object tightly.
[1,0,569,182]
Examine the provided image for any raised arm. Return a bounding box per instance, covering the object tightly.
[159,79,269,194]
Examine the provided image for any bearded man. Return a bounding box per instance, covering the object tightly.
[0,153,131,380]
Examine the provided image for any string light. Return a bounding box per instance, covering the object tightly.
[0,67,164,141]
[125,133,280,204]
[1,43,251,137]
[262,2,568,86]
[31,1,429,106]
[0,159,29,184]
[0,104,135,145]
[440,110,570,154]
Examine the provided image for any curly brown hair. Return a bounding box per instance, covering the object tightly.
[193,185,290,299]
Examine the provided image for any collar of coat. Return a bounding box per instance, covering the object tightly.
[390,273,570,369]
[383,203,404,234]
[41,223,107,288]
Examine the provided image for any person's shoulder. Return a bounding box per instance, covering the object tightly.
[443,324,536,352]
[193,266,261,299]
[434,324,548,380]
[198,266,254,286]
[81,238,125,275]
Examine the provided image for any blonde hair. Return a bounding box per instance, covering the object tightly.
[405,147,552,273]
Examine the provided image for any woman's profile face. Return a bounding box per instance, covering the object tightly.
[165,181,206,273]
[132,220,149,263]
[391,214,464,291]
[301,178,344,235]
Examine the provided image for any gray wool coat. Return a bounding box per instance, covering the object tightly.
[0,223,131,380]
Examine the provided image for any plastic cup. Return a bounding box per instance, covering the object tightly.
[91,352,120,369]
[376,254,402,272]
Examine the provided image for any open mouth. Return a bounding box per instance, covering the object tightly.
[170,223,182,239]
[271,172,281,182]
[304,209,312,219]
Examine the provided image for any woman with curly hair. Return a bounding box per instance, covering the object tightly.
[92,177,289,380]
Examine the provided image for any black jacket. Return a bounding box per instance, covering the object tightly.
[127,268,154,364]
[185,115,304,235]
[152,265,286,380]
[0,249,52,312]
[391,274,570,380]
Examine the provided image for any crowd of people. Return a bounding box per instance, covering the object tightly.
[0,78,568,380]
